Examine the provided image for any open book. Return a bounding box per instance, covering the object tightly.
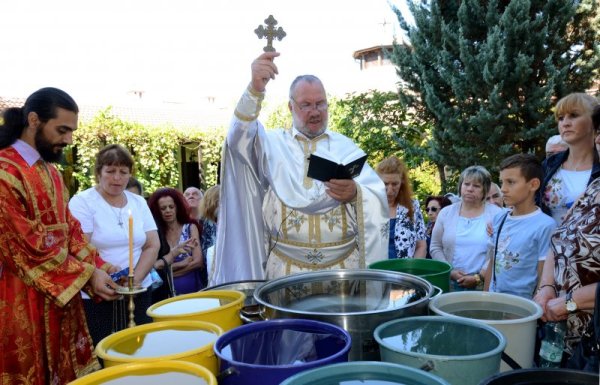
[307,153,368,182]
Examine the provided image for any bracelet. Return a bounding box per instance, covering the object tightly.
[538,284,558,296]
[473,274,482,285]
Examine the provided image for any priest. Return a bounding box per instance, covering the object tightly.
[211,51,388,284]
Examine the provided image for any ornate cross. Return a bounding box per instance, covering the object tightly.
[254,15,286,52]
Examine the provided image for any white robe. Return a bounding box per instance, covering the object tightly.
[210,86,388,285]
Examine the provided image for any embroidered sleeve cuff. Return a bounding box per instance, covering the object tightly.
[234,84,264,122]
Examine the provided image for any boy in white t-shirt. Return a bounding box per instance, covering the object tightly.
[484,154,556,299]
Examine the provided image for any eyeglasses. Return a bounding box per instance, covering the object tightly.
[426,207,439,213]
[291,98,328,112]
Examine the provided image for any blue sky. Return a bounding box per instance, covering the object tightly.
[2,0,408,105]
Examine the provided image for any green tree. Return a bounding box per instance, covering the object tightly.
[392,0,600,187]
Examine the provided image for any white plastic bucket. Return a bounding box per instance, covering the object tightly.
[429,291,543,371]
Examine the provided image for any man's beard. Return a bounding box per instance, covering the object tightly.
[292,113,327,139]
[35,124,65,163]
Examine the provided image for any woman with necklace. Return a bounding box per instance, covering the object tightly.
[69,144,160,346]
[430,165,503,291]
[148,187,204,302]
[537,93,600,225]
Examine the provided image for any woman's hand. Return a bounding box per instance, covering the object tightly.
[544,296,569,322]
[450,269,466,281]
[534,285,557,321]
[456,274,478,288]
[169,238,197,262]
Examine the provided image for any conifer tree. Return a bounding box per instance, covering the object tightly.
[392,0,600,180]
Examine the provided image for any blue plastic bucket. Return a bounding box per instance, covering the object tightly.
[280,361,451,385]
[214,319,351,385]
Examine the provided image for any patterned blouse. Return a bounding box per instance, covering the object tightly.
[551,177,600,354]
[391,199,426,259]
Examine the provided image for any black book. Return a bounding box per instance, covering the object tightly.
[307,153,368,182]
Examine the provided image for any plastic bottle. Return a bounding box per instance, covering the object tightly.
[538,321,566,368]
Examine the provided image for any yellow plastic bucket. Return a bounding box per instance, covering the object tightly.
[94,320,223,374]
[68,361,217,385]
[146,290,245,331]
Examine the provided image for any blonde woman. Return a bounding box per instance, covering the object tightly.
[538,93,600,224]
[430,165,502,291]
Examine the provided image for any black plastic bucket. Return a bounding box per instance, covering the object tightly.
[479,368,599,385]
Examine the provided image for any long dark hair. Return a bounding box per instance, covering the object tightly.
[0,87,78,149]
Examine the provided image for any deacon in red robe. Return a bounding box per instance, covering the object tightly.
[0,87,119,385]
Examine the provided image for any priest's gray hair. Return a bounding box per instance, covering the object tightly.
[289,75,324,99]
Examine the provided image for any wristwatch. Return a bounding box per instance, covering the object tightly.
[565,291,578,313]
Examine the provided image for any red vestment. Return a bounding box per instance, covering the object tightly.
[0,147,109,385]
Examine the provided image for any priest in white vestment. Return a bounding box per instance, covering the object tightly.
[210,51,388,285]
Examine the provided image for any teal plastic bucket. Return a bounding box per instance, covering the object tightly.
[369,258,452,293]
[279,361,450,385]
[374,316,506,385]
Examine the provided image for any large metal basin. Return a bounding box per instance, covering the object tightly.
[254,269,433,361]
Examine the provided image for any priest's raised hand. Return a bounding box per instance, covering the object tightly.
[251,51,280,92]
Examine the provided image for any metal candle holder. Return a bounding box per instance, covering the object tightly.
[116,275,147,328]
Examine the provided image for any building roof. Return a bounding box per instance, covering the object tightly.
[352,44,394,59]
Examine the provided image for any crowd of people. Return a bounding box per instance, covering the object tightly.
[0,51,598,383]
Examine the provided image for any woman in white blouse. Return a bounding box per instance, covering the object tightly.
[69,144,160,345]
[430,165,502,291]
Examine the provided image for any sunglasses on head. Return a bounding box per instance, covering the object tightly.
[426,207,439,213]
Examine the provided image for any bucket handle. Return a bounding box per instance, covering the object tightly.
[239,305,269,323]
[501,351,522,370]
[217,366,239,382]
[420,360,435,372]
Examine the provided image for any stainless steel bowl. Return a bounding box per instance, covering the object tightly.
[254,269,433,361]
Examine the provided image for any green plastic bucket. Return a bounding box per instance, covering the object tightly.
[374,316,506,385]
[369,259,452,293]
[279,361,450,385]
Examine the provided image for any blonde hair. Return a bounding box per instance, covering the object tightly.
[554,93,598,121]
[376,156,415,221]
[458,165,492,202]
[199,185,220,222]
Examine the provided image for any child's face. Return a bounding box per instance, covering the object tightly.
[499,167,537,208]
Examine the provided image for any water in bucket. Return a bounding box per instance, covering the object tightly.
[439,301,528,320]
[106,328,218,358]
[151,298,231,316]
[379,322,500,356]
[102,373,207,385]
[307,376,409,384]
[288,290,418,313]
